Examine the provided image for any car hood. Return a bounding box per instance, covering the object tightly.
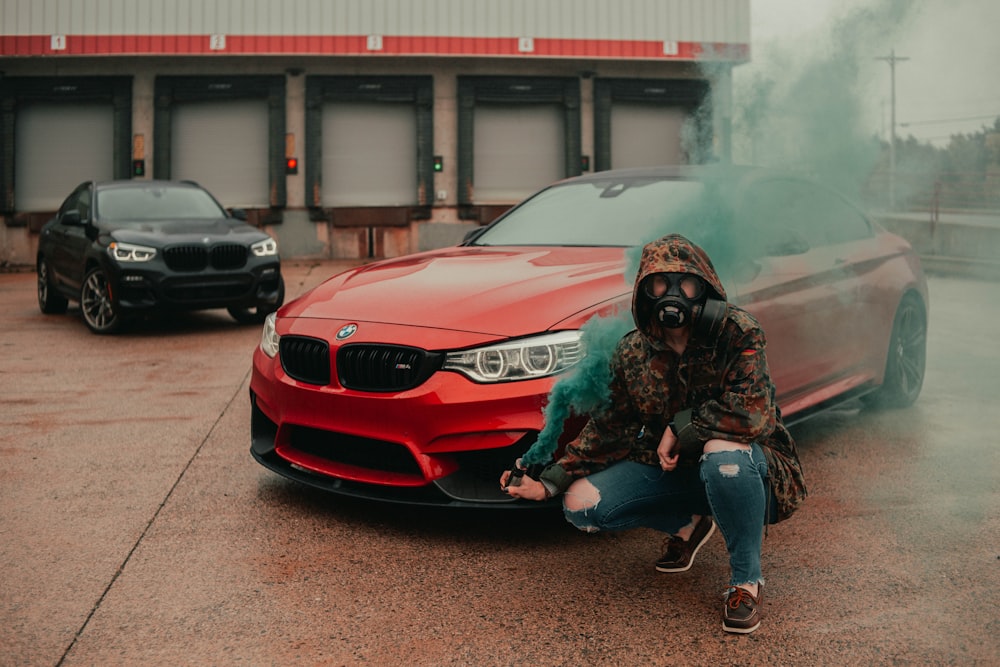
[105,218,268,245]
[284,246,632,338]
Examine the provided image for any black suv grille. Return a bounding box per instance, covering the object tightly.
[163,244,248,272]
[211,244,249,269]
[164,245,207,271]
[280,336,331,386]
[337,344,443,392]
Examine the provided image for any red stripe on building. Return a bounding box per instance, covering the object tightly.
[0,34,749,61]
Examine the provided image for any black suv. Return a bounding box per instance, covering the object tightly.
[37,180,284,334]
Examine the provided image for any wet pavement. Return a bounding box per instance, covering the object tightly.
[1,260,997,666]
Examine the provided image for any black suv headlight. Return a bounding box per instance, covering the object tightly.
[251,238,278,257]
[108,241,157,263]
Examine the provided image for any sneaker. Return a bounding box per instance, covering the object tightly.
[655,516,715,573]
[722,585,762,634]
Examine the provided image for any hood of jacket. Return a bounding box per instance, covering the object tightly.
[631,233,727,343]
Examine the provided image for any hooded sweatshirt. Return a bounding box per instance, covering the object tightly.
[539,233,807,521]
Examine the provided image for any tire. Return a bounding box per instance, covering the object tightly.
[37,257,69,314]
[228,276,285,325]
[863,293,926,409]
[80,266,124,334]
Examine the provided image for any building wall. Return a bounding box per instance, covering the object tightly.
[2,0,750,55]
[0,0,749,266]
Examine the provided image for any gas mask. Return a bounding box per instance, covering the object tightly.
[640,272,727,339]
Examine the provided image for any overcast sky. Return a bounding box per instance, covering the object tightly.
[740,0,1000,146]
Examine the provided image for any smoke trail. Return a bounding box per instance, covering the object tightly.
[520,167,746,466]
[521,311,633,465]
[733,0,920,199]
[520,0,924,467]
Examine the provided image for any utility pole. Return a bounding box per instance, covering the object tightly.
[876,49,909,209]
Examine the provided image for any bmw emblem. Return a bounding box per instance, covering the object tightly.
[336,323,358,340]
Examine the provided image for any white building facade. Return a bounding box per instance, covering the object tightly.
[0,0,750,263]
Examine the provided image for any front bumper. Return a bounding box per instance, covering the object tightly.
[113,261,282,312]
[249,344,569,508]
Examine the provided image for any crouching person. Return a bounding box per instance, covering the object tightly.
[502,233,807,634]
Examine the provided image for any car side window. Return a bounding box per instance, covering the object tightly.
[741,180,813,256]
[76,189,92,222]
[58,192,79,219]
[742,179,872,255]
[802,185,873,245]
[59,187,91,223]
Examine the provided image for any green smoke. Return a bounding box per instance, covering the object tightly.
[520,312,633,466]
[733,0,920,198]
[519,0,922,467]
[520,168,745,466]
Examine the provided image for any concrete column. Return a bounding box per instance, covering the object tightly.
[132,72,155,178]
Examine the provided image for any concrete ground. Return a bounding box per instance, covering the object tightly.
[0,260,996,666]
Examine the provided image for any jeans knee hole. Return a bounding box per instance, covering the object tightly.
[564,507,600,533]
[564,488,600,513]
[718,463,741,478]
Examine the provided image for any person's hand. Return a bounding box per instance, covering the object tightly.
[500,464,550,501]
[499,459,523,490]
[657,427,679,471]
[503,474,549,501]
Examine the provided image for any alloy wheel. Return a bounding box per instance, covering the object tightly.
[866,294,926,409]
[37,258,69,314]
[81,267,122,334]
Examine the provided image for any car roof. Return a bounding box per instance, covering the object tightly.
[554,163,788,186]
[92,179,205,191]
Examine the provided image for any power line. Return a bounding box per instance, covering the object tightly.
[901,114,999,127]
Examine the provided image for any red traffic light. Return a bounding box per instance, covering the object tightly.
[285,157,298,175]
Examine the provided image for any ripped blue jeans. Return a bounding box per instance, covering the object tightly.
[563,443,774,586]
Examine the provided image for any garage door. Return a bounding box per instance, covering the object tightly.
[171,99,269,208]
[14,103,114,211]
[320,102,417,207]
[611,103,687,168]
[473,104,564,203]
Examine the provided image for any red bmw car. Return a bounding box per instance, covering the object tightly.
[250,165,927,506]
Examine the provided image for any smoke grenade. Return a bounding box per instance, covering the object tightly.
[519,312,634,466]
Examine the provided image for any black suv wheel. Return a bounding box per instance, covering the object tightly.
[37,257,69,314]
[227,277,285,324]
[80,266,124,334]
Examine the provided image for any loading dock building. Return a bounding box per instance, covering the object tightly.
[0,0,750,264]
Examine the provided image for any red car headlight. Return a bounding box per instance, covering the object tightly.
[260,312,280,357]
[442,330,584,383]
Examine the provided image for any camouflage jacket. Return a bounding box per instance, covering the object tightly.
[540,234,807,521]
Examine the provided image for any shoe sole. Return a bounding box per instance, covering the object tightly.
[655,520,716,573]
[723,619,761,634]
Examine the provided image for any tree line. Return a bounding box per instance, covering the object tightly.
[866,117,1000,212]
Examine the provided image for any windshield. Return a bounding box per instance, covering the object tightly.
[470,178,705,247]
[96,186,227,222]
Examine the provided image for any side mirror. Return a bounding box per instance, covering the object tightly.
[763,230,810,256]
[462,227,485,244]
[229,208,248,221]
[733,259,763,284]
[61,210,83,225]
